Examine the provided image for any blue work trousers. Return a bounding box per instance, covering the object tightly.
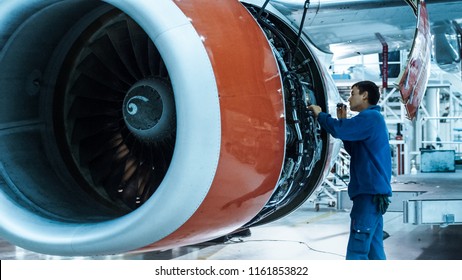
[346,194,386,260]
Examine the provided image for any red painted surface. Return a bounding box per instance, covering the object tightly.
[397,0,431,120]
[142,0,285,250]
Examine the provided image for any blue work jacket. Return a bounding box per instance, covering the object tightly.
[317,105,392,199]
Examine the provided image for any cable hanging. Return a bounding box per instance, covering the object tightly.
[291,0,311,68]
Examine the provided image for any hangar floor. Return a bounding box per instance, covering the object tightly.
[1,171,462,260]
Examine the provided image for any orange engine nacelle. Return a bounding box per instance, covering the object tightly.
[0,0,333,256]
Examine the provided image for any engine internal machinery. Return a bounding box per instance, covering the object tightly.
[244,4,325,225]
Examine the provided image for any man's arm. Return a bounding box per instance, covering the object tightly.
[308,105,353,154]
[307,105,338,137]
[308,104,377,141]
[307,104,346,119]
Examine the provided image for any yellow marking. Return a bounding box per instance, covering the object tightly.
[305,211,337,224]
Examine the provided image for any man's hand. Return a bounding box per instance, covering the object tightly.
[337,103,347,119]
[307,105,322,118]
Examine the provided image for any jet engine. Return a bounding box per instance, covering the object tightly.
[0,0,339,256]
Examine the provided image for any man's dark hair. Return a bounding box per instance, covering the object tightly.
[352,80,380,105]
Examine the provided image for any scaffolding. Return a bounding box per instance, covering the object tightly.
[309,148,349,211]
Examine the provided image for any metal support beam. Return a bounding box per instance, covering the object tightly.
[452,21,462,82]
[376,32,388,88]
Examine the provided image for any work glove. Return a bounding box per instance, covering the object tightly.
[373,194,391,215]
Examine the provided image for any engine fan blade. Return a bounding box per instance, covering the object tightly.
[67,97,120,120]
[89,34,136,85]
[69,74,126,101]
[147,39,166,77]
[126,18,151,78]
[78,131,123,165]
[106,20,143,80]
[77,52,132,89]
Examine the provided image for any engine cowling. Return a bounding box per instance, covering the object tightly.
[0,0,336,256]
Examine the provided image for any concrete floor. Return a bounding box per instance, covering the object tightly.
[1,204,462,260]
[1,171,462,260]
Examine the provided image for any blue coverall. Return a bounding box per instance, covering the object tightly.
[317,105,392,260]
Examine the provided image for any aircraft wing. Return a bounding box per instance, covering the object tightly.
[269,0,462,60]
